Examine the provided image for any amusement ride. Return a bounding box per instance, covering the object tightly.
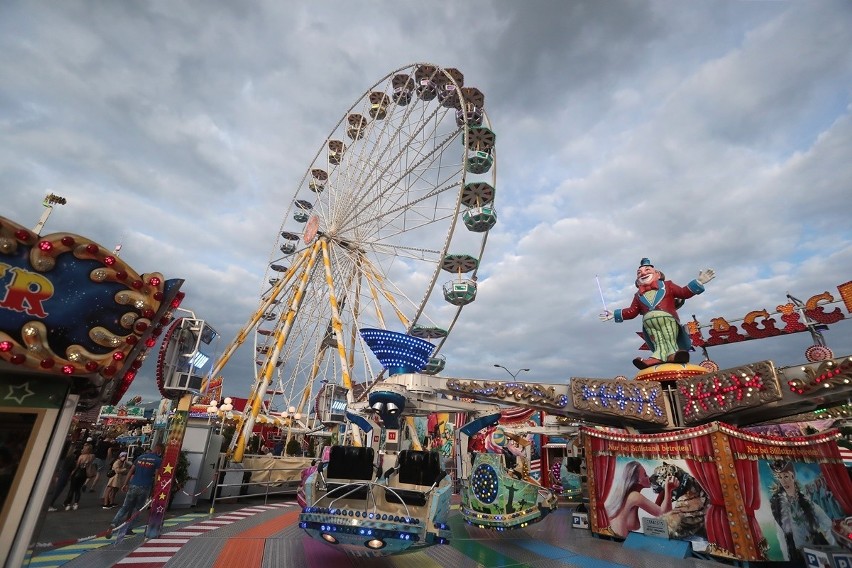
[190,65,852,562]
[4,63,852,568]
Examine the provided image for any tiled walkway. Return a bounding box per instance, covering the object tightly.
[34,502,729,568]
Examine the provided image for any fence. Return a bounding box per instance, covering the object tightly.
[208,454,313,511]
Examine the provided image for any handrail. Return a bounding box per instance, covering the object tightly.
[209,458,311,516]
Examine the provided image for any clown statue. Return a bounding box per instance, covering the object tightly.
[601,258,715,369]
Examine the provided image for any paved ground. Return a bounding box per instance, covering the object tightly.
[25,487,732,568]
[32,477,256,545]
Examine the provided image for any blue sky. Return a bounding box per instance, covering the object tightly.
[2,1,851,409]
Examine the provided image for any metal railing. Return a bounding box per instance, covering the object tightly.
[208,455,313,513]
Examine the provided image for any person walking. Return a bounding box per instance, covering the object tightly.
[47,445,78,512]
[86,436,116,493]
[102,451,131,508]
[106,444,163,537]
[63,445,94,511]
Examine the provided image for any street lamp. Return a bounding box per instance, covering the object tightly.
[206,397,234,431]
[281,406,302,455]
[33,192,68,234]
[493,364,530,381]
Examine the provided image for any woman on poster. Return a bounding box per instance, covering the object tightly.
[604,460,679,538]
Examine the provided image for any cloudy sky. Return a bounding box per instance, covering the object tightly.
[3,1,851,408]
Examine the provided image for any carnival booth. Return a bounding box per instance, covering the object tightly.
[585,422,852,563]
[0,214,184,566]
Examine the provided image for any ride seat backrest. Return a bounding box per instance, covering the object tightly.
[326,445,374,481]
[397,450,442,487]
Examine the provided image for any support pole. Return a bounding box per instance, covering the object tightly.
[145,394,192,539]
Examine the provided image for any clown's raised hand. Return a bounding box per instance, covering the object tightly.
[697,269,715,285]
[599,310,614,322]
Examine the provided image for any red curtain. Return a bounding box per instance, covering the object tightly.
[686,434,734,555]
[820,459,852,514]
[590,437,616,531]
[728,436,765,558]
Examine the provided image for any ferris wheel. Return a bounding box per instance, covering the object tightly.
[228,63,497,447]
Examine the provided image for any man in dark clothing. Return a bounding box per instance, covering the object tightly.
[106,443,163,538]
[47,445,79,511]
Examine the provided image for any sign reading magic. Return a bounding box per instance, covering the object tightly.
[0,215,183,407]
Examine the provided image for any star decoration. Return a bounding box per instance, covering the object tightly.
[5,382,35,405]
[159,492,166,500]
[163,464,173,474]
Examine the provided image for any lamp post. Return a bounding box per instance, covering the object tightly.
[281,406,302,455]
[493,364,530,381]
[33,192,67,234]
[206,397,234,432]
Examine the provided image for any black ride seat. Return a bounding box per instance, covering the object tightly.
[386,450,444,507]
[324,445,375,500]
[326,445,375,480]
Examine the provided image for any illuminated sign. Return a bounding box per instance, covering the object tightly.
[189,351,210,369]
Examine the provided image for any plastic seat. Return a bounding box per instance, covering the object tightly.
[397,450,443,487]
[323,446,375,500]
[326,445,374,481]
[385,450,445,507]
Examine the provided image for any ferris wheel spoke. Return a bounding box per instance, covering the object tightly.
[329,102,451,228]
[336,128,463,236]
[323,103,438,229]
[360,241,443,262]
[344,180,461,240]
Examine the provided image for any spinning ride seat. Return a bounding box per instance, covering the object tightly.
[279,232,299,255]
[415,64,438,101]
[294,200,313,223]
[462,452,557,531]
[443,279,477,306]
[386,450,446,507]
[347,114,368,140]
[392,73,415,105]
[460,182,497,233]
[465,126,496,174]
[369,91,391,119]
[309,168,327,193]
[324,445,376,500]
[422,354,446,375]
[456,87,485,127]
[435,67,464,108]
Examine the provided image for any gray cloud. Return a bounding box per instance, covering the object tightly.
[2,0,850,406]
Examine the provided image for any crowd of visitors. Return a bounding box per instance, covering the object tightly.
[46,429,137,514]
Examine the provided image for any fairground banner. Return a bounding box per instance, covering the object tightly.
[584,422,852,563]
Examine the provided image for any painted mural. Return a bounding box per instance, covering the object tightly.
[584,422,852,562]
[754,460,841,562]
[427,412,456,456]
